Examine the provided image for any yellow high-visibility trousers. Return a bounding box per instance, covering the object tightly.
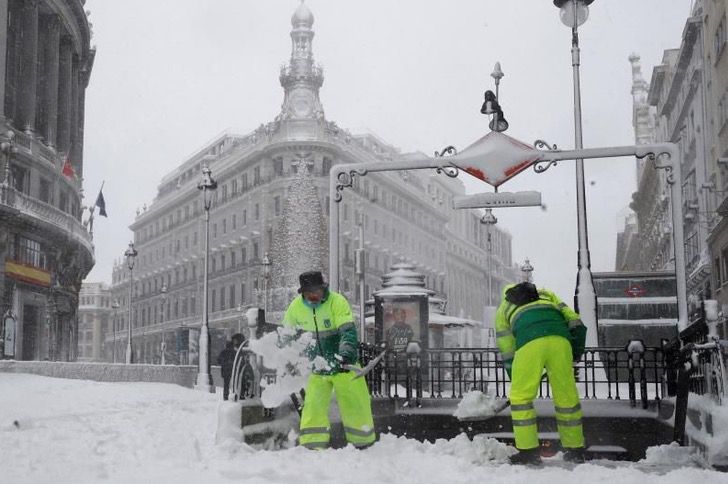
[509,335,584,450]
[299,371,376,449]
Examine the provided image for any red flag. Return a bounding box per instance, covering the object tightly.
[62,156,75,179]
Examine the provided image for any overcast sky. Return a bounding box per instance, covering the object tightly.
[82,0,692,302]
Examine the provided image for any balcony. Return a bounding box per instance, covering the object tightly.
[0,185,93,257]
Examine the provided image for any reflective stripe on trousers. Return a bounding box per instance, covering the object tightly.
[509,335,585,450]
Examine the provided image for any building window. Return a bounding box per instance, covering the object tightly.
[254,166,261,185]
[229,285,236,308]
[231,251,237,267]
[274,157,283,176]
[15,236,47,269]
[59,190,69,213]
[715,15,726,60]
[243,209,247,226]
[241,247,247,263]
[222,218,227,234]
[253,242,259,260]
[232,214,237,230]
[322,157,332,175]
[274,196,281,215]
[39,178,53,204]
[211,289,216,312]
[255,204,260,220]
[220,288,225,311]
[9,164,30,194]
[241,173,248,190]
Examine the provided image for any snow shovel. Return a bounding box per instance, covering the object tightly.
[457,398,511,422]
[342,350,388,379]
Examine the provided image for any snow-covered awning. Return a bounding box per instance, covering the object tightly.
[364,314,480,328]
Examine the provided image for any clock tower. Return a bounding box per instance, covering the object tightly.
[278,1,326,139]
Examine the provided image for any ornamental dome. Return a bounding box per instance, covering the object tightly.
[291,1,314,28]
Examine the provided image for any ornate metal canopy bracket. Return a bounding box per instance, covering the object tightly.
[434,145,460,178]
[334,168,368,202]
[646,153,676,185]
[532,139,559,174]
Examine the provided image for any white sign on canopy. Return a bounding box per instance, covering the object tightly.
[446,131,541,188]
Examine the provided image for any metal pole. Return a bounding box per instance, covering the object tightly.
[196,166,215,392]
[570,12,598,347]
[356,221,366,344]
[125,267,133,364]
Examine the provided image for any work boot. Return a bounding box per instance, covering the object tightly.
[509,448,543,466]
[563,447,586,463]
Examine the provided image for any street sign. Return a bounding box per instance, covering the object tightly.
[453,191,542,209]
[624,284,647,298]
[448,131,541,187]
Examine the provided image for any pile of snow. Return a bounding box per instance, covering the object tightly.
[248,327,315,408]
[2,374,727,483]
[641,442,704,467]
[453,390,505,420]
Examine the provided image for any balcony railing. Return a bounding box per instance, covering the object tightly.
[1,186,93,255]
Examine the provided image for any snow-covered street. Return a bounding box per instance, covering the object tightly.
[0,374,725,484]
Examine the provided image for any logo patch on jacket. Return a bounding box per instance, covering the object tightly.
[324,319,332,328]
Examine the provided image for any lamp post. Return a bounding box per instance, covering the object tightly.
[124,242,138,364]
[111,299,120,363]
[262,252,271,317]
[521,258,534,283]
[553,0,598,345]
[196,164,217,392]
[480,209,498,306]
[160,283,167,365]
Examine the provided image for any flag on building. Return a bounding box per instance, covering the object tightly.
[95,188,107,217]
[62,156,75,179]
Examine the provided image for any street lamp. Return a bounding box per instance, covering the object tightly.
[262,252,271,317]
[124,241,138,364]
[160,283,167,365]
[553,0,598,341]
[521,258,534,283]
[111,299,120,363]
[196,164,217,392]
[480,209,498,306]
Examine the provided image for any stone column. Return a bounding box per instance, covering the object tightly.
[0,0,8,121]
[57,37,72,155]
[17,0,39,134]
[41,15,60,148]
[75,79,86,178]
[69,58,80,169]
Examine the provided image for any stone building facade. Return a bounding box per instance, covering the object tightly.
[77,282,111,362]
[108,2,517,363]
[0,0,94,361]
[617,2,728,333]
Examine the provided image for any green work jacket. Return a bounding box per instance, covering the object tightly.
[282,290,358,375]
[495,285,586,367]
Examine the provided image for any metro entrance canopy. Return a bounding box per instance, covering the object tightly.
[328,139,687,334]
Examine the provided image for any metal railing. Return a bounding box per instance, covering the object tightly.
[360,346,666,409]
[233,343,669,409]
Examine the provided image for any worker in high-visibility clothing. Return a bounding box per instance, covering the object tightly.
[495,281,587,465]
[282,271,376,450]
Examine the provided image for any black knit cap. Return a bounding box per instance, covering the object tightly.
[298,271,327,293]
